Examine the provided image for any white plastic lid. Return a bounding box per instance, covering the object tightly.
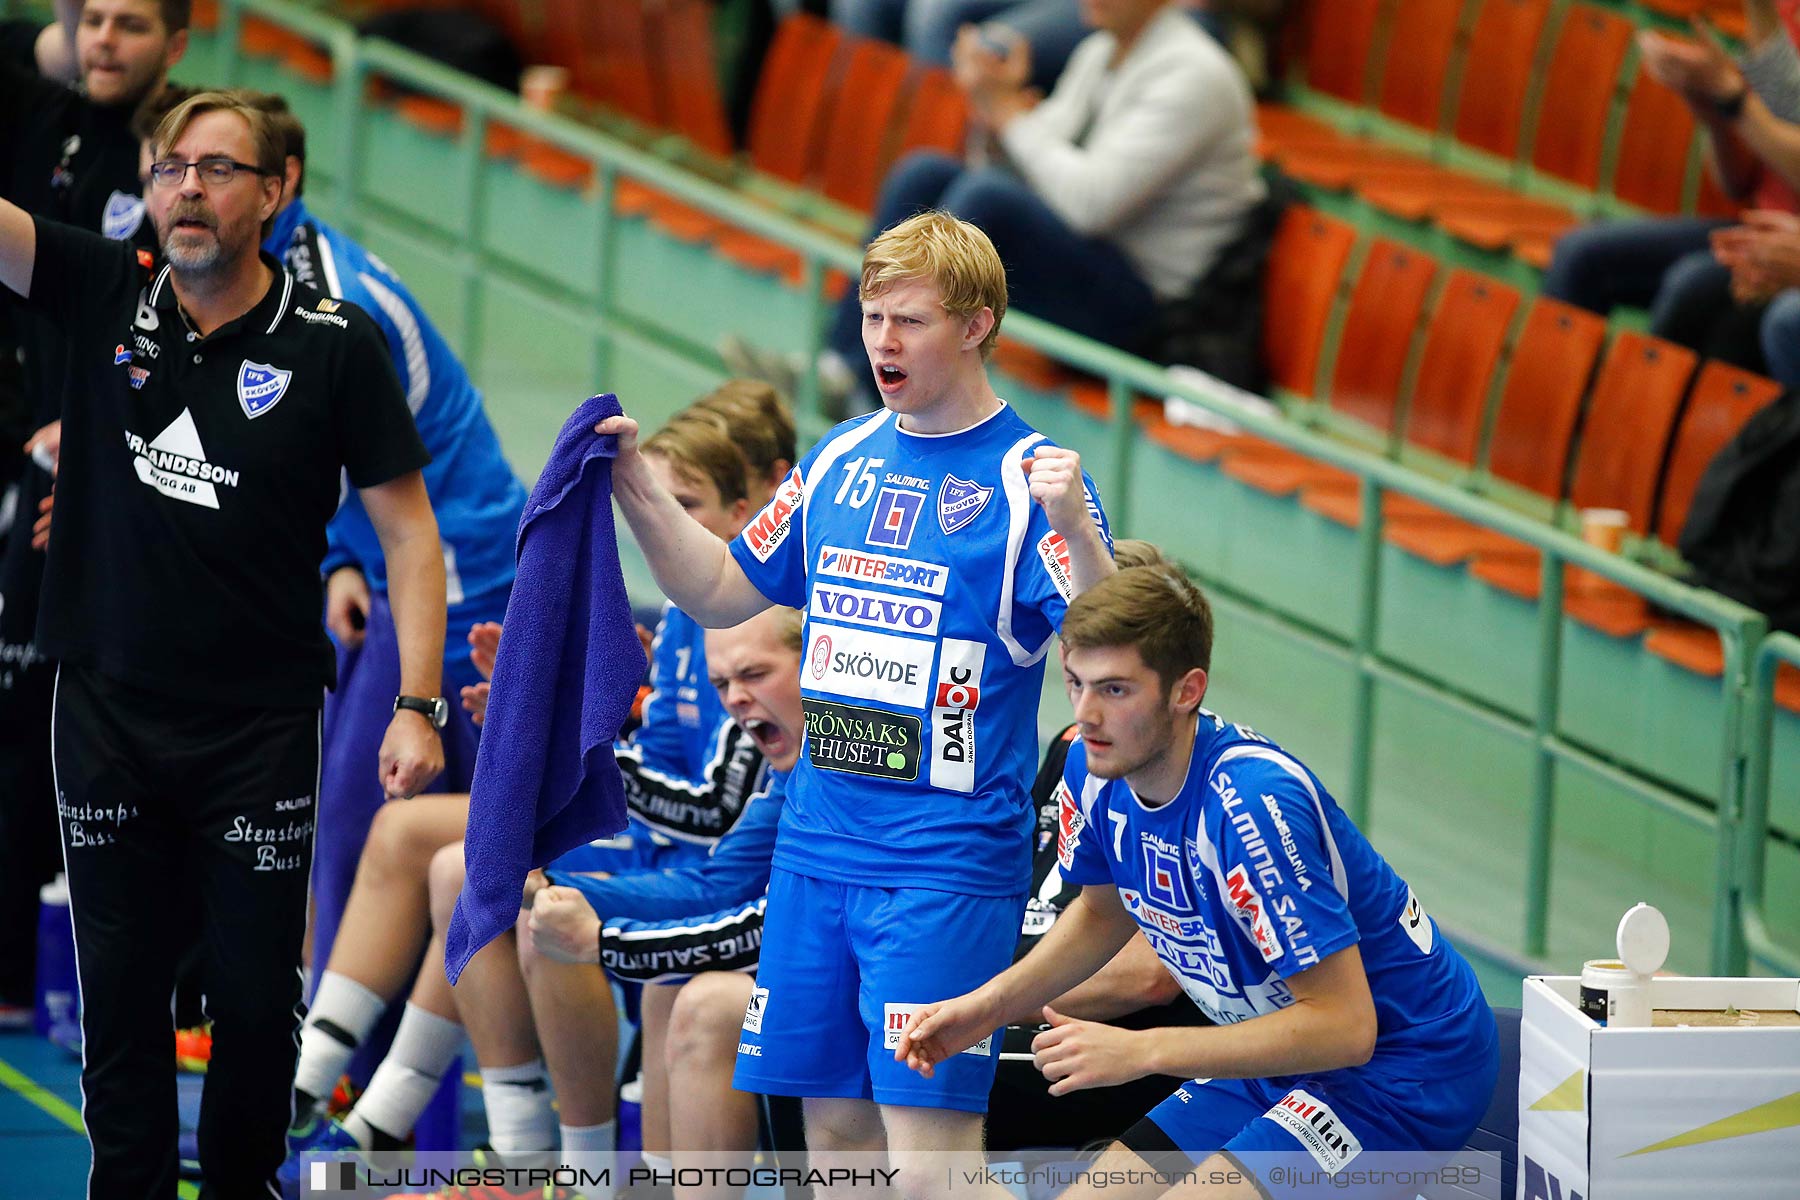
[1617,902,1670,977]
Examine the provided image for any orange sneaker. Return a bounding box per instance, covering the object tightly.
[327,1073,362,1118]
[174,1026,212,1073]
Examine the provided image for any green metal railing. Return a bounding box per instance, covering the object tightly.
[208,0,1796,976]
[1743,633,1800,975]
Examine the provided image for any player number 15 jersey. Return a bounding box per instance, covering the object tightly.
[728,403,1110,897]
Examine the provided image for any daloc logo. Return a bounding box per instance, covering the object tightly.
[236,360,292,419]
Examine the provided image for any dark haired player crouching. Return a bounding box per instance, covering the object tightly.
[899,563,1497,1200]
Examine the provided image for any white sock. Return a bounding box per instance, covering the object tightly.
[481,1059,557,1154]
[639,1151,672,1173]
[347,1003,464,1142]
[294,972,387,1109]
[559,1120,616,1155]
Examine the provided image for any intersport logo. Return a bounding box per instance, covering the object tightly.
[809,583,941,636]
[816,545,947,595]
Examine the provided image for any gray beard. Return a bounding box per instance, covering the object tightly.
[162,235,226,276]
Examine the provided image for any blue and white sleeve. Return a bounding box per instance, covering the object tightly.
[1011,468,1112,638]
[1055,739,1115,888]
[727,460,811,608]
[1211,758,1358,979]
[548,778,781,920]
[600,896,766,983]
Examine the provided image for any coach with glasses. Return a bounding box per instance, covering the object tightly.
[0,91,447,1199]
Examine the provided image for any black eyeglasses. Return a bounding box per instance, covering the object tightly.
[148,157,272,187]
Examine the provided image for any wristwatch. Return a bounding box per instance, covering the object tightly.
[393,694,449,729]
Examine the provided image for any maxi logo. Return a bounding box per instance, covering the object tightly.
[1224,864,1283,964]
[809,583,941,636]
[236,360,292,419]
[1054,779,1082,870]
[744,468,804,562]
[802,624,934,708]
[866,486,925,550]
[802,698,922,781]
[1037,532,1074,601]
[937,474,993,535]
[930,637,985,792]
[1266,1090,1363,1174]
[816,545,947,595]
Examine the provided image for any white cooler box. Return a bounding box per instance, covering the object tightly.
[1518,974,1800,1199]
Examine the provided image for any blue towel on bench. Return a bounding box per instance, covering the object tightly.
[445,394,638,982]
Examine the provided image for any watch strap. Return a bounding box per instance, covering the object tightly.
[394,694,447,729]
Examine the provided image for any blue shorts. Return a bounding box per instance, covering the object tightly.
[731,867,1023,1113]
[1133,1050,1498,1200]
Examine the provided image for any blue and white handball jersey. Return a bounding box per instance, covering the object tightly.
[1059,711,1491,1079]
[265,199,527,608]
[633,603,731,786]
[727,403,1110,897]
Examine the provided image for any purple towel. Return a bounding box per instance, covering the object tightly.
[444,394,638,982]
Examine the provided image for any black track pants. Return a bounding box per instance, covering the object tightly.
[52,664,320,1200]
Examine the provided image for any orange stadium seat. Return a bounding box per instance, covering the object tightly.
[1612,64,1701,216]
[1385,298,1606,565]
[817,39,913,213]
[1223,239,1437,495]
[539,0,606,101]
[1143,206,1356,465]
[656,13,847,269]
[1264,207,1358,398]
[1470,332,1696,635]
[1256,0,1387,156]
[591,0,664,129]
[656,0,734,159]
[1276,0,1469,188]
[1293,0,1385,106]
[745,14,846,185]
[1302,270,1522,526]
[1433,4,1635,256]
[1643,365,1785,688]
[893,67,970,162]
[1655,363,1783,548]
[1350,0,1554,219]
[614,0,736,230]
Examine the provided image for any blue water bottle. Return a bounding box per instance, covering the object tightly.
[34,873,80,1045]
